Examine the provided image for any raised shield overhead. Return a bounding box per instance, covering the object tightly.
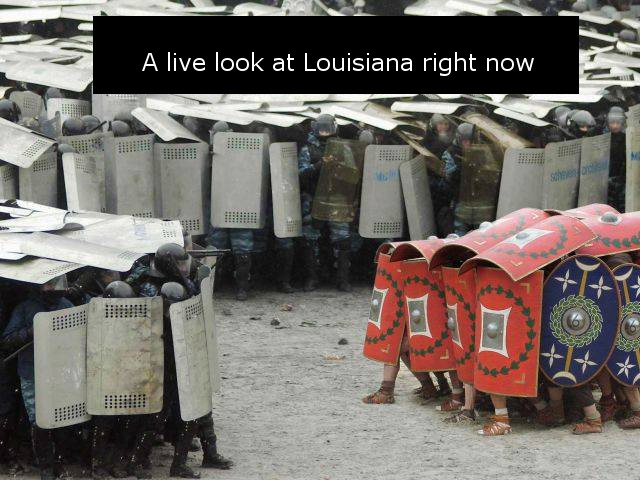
[363,243,406,364]
[560,203,619,219]
[607,264,640,387]
[577,212,640,257]
[87,297,163,415]
[211,132,270,229]
[46,98,91,124]
[399,155,436,240]
[34,304,91,429]
[457,143,502,225]
[626,127,640,213]
[442,267,477,384]
[474,267,543,397]
[577,133,611,206]
[170,293,213,421]
[62,152,103,212]
[19,150,57,207]
[104,134,155,218]
[154,142,209,235]
[312,138,367,223]
[0,164,18,199]
[359,145,410,239]
[201,272,221,394]
[0,257,82,284]
[269,142,302,238]
[496,148,544,217]
[9,90,44,120]
[0,117,56,168]
[542,139,582,211]
[540,255,619,387]
[92,94,140,122]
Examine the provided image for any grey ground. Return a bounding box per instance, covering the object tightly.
[5,285,636,480]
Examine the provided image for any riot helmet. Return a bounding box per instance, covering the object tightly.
[103,281,135,298]
[160,282,187,304]
[111,120,132,138]
[212,121,231,135]
[553,106,570,125]
[568,110,596,137]
[454,122,475,148]
[430,113,454,144]
[131,115,151,135]
[358,129,375,145]
[0,99,21,123]
[57,143,76,155]
[81,115,102,133]
[619,29,638,43]
[572,0,588,12]
[312,114,337,137]
[62,117,85,136]
[154,243,192,280]
[607,106,625,133]
[44,88,64,101]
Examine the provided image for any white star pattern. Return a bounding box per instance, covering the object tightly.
[616,356,636,378]
[554,270,577,293]
[588,276,612,299]
[540,343,564,367]
[631,276,640,299]
[574,350,597,374]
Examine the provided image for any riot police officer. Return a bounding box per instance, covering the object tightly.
[0,99,21,123]
[424,113,454,158]
[605,106,627,211]
[567,110,597,138]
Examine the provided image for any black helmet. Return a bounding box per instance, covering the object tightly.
[131,116,151,135]
[312,114,337,137]
[57,143,76,155]
[160,282,187,304]
[104,281,135,298]
[154,243,191,280]
[553,106,570,125]
[113,111,133,124]
[568,110,596,137]
[0,99,21,123]
[44,87,64,101]
[111,120,131,137]
[454,122,475,146]
[62,117,85,136]
[212,120,230,134]
[80,115,101,133]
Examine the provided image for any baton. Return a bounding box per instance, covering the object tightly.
[87,121,108,135]
[2,341,33,365]
[187,249,230,258]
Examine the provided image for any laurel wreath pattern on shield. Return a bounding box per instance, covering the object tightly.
[365,268,404,345]
[549,295,602,348]
[617,302,640,352]
[595,231,640,251]
[484,214,527,241]
[493,220,568,259]
[404,275,449,357]
[475,284,537,377]
[444,285,476,366]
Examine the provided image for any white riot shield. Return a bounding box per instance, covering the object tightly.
[269,142,302,238]
[18,150,57,207]
[0,257,82,284]
[62,152,103,212]
[399,156,436,240]
[211,132,269,229]
[87,297,163,416]
[46,98,91,124]
[9,91,44,120]
[170,294,213,421]
[201,273,220,394]
[496,148,544,217]
[92,94,140,122]
[154,142,209,235]
[0,117,56,168]
[34,304,91,429]
[104,134,155,218]
[627,128,640,212]
[542,138,582,210]
[578,133,610,206]
[0,164,17,199]
[359,145,410,238]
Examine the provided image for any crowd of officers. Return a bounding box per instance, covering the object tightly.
[0,242,232,479]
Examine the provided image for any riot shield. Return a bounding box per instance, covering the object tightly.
[496,148,544,217]
[0,117,56,168]
[34,304,91,429]
[359,145,410,239]
[542,139,581,211]
[0,164,17,199]
[211,132,270,229]
[201,272,220,394]
[311,138,366,223]
[626,128,640,213]
[0,257,82,284]
[92,94,140,122]
[456,143,502,225]
[62,152,103,212]
[578,133,610,206]
[104,134,155,218]
[154,142,209,235]
[9,90,44,120]
[269,142,302,238]
[87,297,163,415]
[399,156,436,240]
[46,98,91,124]
[170,294,213,421]
[18,150,57,207]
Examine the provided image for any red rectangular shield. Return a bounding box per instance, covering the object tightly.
[473,267,543,397]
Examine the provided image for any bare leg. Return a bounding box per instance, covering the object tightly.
[362,363,399,404]
[618,387,640,429]
[478,395,511,436]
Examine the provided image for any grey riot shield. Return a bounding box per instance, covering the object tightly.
[9,91,44,120]
[154,142,209,235]
[496,148,544,217]
[87,297,163,416]
[399,156,436,240]
[627,128,640,212]
[269,142,302,238]
[456,144,502,225]
[170,294,213,421]
[39,113,61,139]
[62,152,103,213]
[0,164,17,199]
[46,98,91,124]
[0,257,82,284]
[19,150,57,207]
[542,139,582,210]
[281,0,314,14]
[359,145,410,239]
[34,304,91,429]
[92,94,140,122]
[201,272,220,394]
[312,139,366,223]
[578,133,610,206]
[104,134,155,217]
[211,132,269,229]
[0,117,56,168]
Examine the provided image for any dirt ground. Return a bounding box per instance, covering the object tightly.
[5,283,637,480]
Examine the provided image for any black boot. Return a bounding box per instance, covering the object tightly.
[234,254,251,301]
[127,429,155,479]
[110,417,135,478]
[0,415,22,474]
[32,426,55,480]
[276,248,295,293]
[335,239,352,293]
[197,415,233,470]
[90,419,112,478]
[170,422,200,479]
[301,242,319,292]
